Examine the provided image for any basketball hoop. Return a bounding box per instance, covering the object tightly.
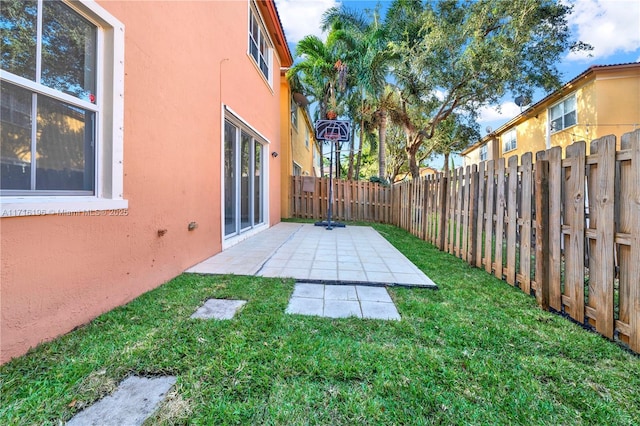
[315,120,350,142]
[313,119,350,230]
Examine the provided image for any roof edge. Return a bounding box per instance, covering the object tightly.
[257,0,293,67]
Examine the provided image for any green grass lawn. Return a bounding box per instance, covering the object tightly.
[1,224,639,425]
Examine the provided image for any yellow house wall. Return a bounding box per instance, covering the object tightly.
[279,78,292,218]
[462,145,482,167]
[593,70,640,147]
[505,114,547,160]
[291,109,314,175]
[279,84,316,218]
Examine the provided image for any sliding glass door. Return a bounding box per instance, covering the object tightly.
[224,119,264,238]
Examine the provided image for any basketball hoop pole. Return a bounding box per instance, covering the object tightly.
[313,119,350,230]
[315,134,345,230]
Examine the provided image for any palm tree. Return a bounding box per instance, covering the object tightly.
[322,5,395,180]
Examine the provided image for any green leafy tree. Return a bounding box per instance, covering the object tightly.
[389,0,591,178]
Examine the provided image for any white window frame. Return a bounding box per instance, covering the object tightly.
[221,105,270,250]
[502,129,517,153]
[305,127,310,149]
[549,94,577,133]
[247,2,272,87]
[479,144,487,161]
[1,0,126,217]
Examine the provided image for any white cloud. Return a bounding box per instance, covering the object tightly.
[477,102,522,123]
[274,0,339,44]
[566,0,640,61]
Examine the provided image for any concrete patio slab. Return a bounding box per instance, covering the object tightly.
[187,223,437,288]
[67,376,175,426]
[190,299,247,320]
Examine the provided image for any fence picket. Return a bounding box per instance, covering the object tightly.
[476,163,486,268]
[563,141,586,323]
[462,166,471,262]
[506,156,518,285]
[587,136,616,338]
[494,159,506,279]
[484,160,495,275]
[520,153,533,294]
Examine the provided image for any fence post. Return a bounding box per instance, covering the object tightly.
[438,173,448,250]
[535,159,550,310]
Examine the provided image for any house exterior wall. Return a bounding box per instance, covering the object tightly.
[280,82,316,218]
[462,64,640,165]
[292,111,315,175]
[279,76,292,218]
[1,0,288,363]
[592,68,640,147]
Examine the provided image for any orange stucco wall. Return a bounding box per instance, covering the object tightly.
[1,0,284,363]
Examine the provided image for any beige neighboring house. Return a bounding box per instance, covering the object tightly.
[280,78,321,217]
[462,62,640,166]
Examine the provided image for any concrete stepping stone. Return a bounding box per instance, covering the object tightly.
[190,299,246,320]
[67,376,175,426]
[286,283,401,320]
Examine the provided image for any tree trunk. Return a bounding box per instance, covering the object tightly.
[355,110,365,180]
[378,108,387,180]
[335,141,341,179]
[443,152,450,175]
[347,125,355,180]
[408,148,420,179]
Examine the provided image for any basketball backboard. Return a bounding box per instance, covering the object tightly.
[315,120,351,141]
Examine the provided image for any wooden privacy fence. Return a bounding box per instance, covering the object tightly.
[290,176,392,223]
[390,130,640,353]
[289,130,639,353]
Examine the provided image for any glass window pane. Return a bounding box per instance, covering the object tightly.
[250,40,259,63]
[260,58,268,78]
[41,1,97,101]
[35,95,94,191]
[564,95,576,114]
[224,121,236,236]
[550,103,562,121]
[254,141,262,225]
[564,110,577,128]
[251,14,258,42]
[0,0,38,80]
[1,82,33,190]
[240,132,251,229]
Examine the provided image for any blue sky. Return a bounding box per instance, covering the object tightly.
[274,0,640,168]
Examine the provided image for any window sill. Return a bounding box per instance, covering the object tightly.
[1,196,129,218]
